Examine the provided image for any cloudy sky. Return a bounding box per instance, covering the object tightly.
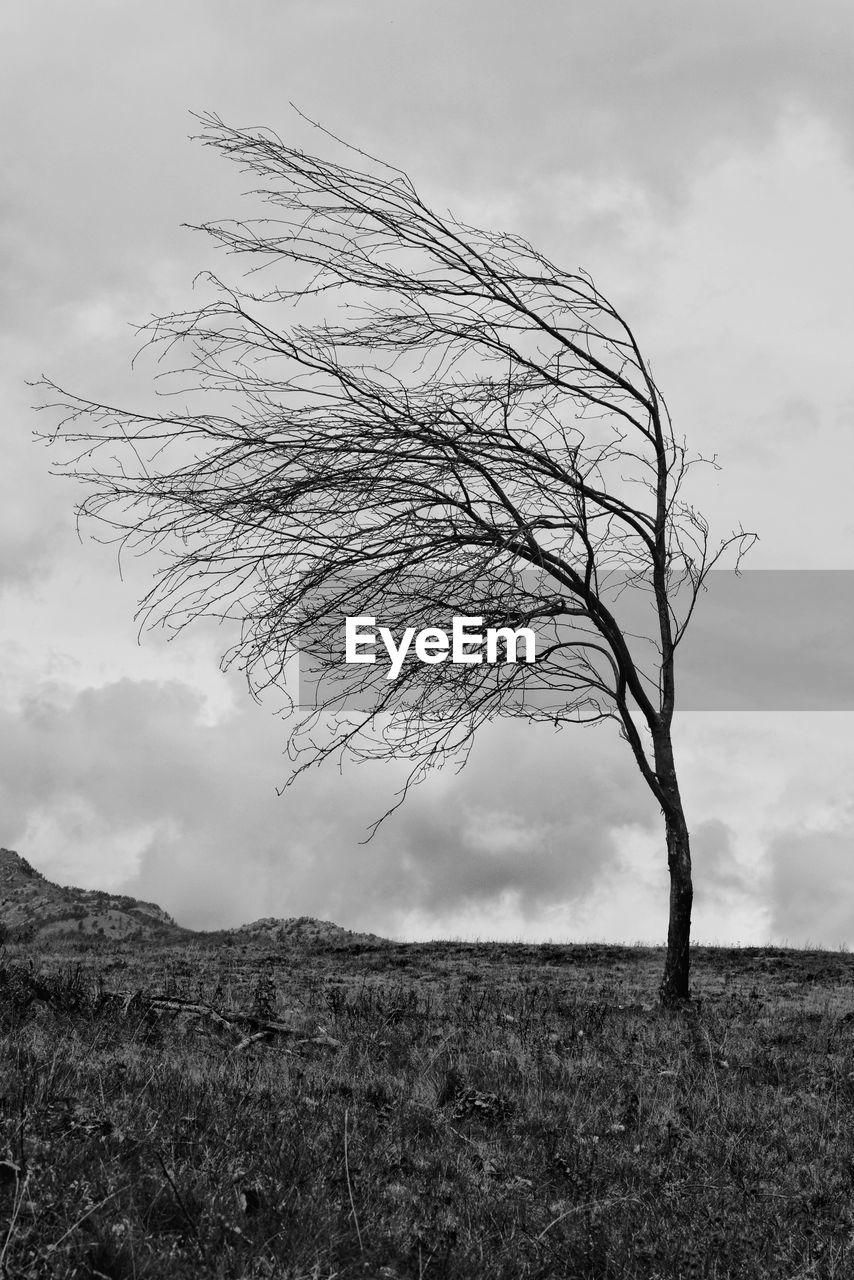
[3,0,854,946]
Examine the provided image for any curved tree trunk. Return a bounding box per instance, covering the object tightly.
[654,729,693,1004]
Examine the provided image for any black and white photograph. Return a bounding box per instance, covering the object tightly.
[2,2,854,1275]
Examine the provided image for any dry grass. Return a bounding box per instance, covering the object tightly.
[2,937,854,1278]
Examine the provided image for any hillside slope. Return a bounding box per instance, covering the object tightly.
[0,847,184,941]
[0,848,386,945]
[233,915,386,946]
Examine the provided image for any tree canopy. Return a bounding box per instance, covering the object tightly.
[37,114,754,998]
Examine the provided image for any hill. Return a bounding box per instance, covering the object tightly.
[0,848,386,946]
[0,846,184,941]
[233,915,386,947]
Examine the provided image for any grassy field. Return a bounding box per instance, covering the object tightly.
[2,936,854,1278]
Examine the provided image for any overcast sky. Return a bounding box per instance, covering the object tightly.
[3,0,854,946]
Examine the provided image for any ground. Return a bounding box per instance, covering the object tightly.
[2,935,853,1278]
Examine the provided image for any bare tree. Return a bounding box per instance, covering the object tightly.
[37,113,753,1003]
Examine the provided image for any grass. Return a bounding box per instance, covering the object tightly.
[2,937,854,1277]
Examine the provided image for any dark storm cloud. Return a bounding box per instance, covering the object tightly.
[0,678,655,933]
[346,720,654,919]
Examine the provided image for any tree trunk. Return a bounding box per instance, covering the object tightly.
[660,803,693,1003]
[654,730,693,1004]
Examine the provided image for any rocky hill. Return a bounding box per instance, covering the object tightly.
[0,848,386,946]
[233,915,386,946]
[0,847,185,941]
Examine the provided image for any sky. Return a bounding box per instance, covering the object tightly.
[3,0,854,946]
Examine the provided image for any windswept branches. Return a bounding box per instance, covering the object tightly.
[36,115,751,787]
[35,115,754,998]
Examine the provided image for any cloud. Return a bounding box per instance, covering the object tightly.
[691,819,750,902]
[0,676,659,934]
[6,682,854,947]
[0,525,58,589]
[348,719,654,919]
[5,0,854,344]
[768,822,854,945]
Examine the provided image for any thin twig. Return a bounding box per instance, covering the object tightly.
[537,1194,643,1241]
